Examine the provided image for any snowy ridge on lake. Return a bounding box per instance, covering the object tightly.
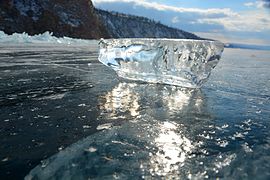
[0,31,96,45]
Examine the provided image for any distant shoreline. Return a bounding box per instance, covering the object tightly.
[225,43,270,51]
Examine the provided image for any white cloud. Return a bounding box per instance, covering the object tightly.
[93,0,238,17]
[171,16,180,24]
[244,2,255,7]
[256,1,268,8]
[196,10,270,32]
[195,32,270,45]
[260,0,270,8]
[243,0,270,9]
[93,0,270,43]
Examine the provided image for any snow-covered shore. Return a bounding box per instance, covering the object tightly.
[0,31,97,45]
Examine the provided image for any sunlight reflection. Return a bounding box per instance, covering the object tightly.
[161,86,194,114]
[98,82,207,177]
[99,83,140,120]
[99,82,201,121]
[145,121,195,177]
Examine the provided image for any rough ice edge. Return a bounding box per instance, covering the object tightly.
[0,31,96,45]
[99,38,224,88]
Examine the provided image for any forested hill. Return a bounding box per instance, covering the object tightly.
[96,9,201,39]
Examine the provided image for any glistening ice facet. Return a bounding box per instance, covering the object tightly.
[98,38,224,88]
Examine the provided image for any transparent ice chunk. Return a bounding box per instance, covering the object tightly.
[98,38,224,88]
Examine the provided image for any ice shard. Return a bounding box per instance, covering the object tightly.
[98,38,224,88]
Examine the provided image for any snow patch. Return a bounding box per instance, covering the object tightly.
[59,12,81,27]
[0,31,94,45]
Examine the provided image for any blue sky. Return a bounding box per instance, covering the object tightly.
[93,0,270,45]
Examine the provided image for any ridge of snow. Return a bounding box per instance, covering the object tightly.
[0,31,95,45]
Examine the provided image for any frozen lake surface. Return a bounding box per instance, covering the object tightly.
[0,43,269,179]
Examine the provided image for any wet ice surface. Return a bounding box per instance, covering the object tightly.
[0,43,117,179]
[0,44,269,179]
